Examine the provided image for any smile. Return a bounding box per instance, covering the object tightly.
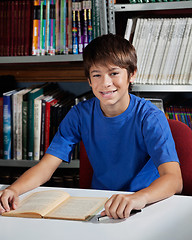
[100,90,117,96]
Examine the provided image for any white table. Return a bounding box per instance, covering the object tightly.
[1,184,192,240]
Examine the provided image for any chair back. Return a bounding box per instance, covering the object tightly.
[168,119,192,196]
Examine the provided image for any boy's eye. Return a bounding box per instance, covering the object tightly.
[93,74,101,78]
[111,72,119,76]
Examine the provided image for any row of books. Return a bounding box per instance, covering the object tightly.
[116,0,189,3]
[0,0,101,56]
[0,82,92,161]
[125,17,192,85]
[165,106,192,129]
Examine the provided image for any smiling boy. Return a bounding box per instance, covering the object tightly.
[0,34,182,219]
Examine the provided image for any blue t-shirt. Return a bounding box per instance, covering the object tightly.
[46,94,179,192]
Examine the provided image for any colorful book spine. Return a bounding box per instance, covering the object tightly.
[3,90,17,160]
[82,1,88,49]
[0,97,3,158]
[72,0,78,54]
[60,0,65,54]
[45,0,50,54]
[87,0,92,43]
[49,0,56,55]
[76,1,83,54]
[55,0,60,54]
[68,0,73,54]
[32,0,39,55]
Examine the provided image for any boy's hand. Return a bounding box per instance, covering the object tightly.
[101,193,146,219]
[0,188,19,214]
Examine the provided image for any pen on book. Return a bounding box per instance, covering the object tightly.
[97,209,142,221]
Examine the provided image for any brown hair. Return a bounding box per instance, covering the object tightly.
[83,34,137,82]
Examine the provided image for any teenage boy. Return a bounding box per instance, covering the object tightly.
[0,34,182,219]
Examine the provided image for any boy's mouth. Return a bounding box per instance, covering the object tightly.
[100,90,117,96]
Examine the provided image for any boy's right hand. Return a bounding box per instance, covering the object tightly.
[0,188,19,214]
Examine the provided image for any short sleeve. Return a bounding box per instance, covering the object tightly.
[142,110,179,168]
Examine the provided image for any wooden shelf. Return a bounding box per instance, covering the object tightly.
[0,159,80,169]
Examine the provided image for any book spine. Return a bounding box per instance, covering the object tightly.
[82,1,88,49]
[49,0,56,55]
[44,99,58,152]
[60,0,64,54]
[3,95,12,159]
[22,99,28,159]
[72,0,78,54]
[77,1,83,54]
[32,0,39,55]
[55,0,60,54]
[40,100,46,158]
[87,0,92,44]
[14,0,19,56]
[21,0,25,56]
[24,0,31,56]
[68,0,73,54]
[45,0,50,54]
[0,97,3,158]
[34,98,42,160]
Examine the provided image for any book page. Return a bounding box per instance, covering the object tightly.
[45,197,108,221]
[3,190,70,218]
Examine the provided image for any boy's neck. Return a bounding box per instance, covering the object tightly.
[100,94,130,118]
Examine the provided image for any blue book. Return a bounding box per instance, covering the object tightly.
[72,0,78,54]
[3,90,17,159]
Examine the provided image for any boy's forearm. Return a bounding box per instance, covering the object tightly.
[135,173,183,206]
[7,154,62,196]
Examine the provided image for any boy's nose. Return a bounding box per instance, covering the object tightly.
[102,75,112,88]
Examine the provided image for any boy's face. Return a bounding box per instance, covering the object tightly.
[88,64,135,117]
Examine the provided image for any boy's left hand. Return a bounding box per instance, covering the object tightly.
[101,193,146,219]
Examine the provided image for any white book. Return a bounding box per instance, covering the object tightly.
[132,18,142,51]
[137,18,154,84]
[16,88,31,160]
[142,19,162,84]
[140,19,162,84]
[182,39,192,84]
[168,18,187,85]
[134,19,149,84]
[180,20,192,85]
[148,18,172,85]
[157,18,176,85]
[34,94,45,161]
[172,18,192,85]
[124,18,133,42]
[12,88,31,160]
[188,61,192,84]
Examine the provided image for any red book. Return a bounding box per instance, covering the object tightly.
[3,0,7,56]
[0,1,3,56]
[7,0,11,56]
[25,0,32,55]
[14,0,19,56]
[21,0,25,56]
[10,0,15,56]
[44,97,58,153]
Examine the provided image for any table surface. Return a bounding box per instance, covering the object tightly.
[1,185,192,240]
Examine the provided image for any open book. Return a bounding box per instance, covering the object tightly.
[2,190,108,221]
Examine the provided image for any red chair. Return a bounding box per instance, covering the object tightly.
[79,119,192,196]
[168,119,192,196]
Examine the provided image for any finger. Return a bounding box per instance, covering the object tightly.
[100,210,106,216]
[12,196,19,210]
[105,195,122,219]
[116,198,128,219]
[124,205,134,218]
[104,195,116,218]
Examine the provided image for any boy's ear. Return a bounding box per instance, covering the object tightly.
[129,70,137,83]
[88,78,92,87]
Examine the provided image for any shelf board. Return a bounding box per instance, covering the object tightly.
[0,159,79,169]
[0,54,83,64]
[132,84,192,92]
[114,1,192,12]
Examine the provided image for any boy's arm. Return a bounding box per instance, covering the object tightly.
[0,154,62,213]
[102,161,183,219]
